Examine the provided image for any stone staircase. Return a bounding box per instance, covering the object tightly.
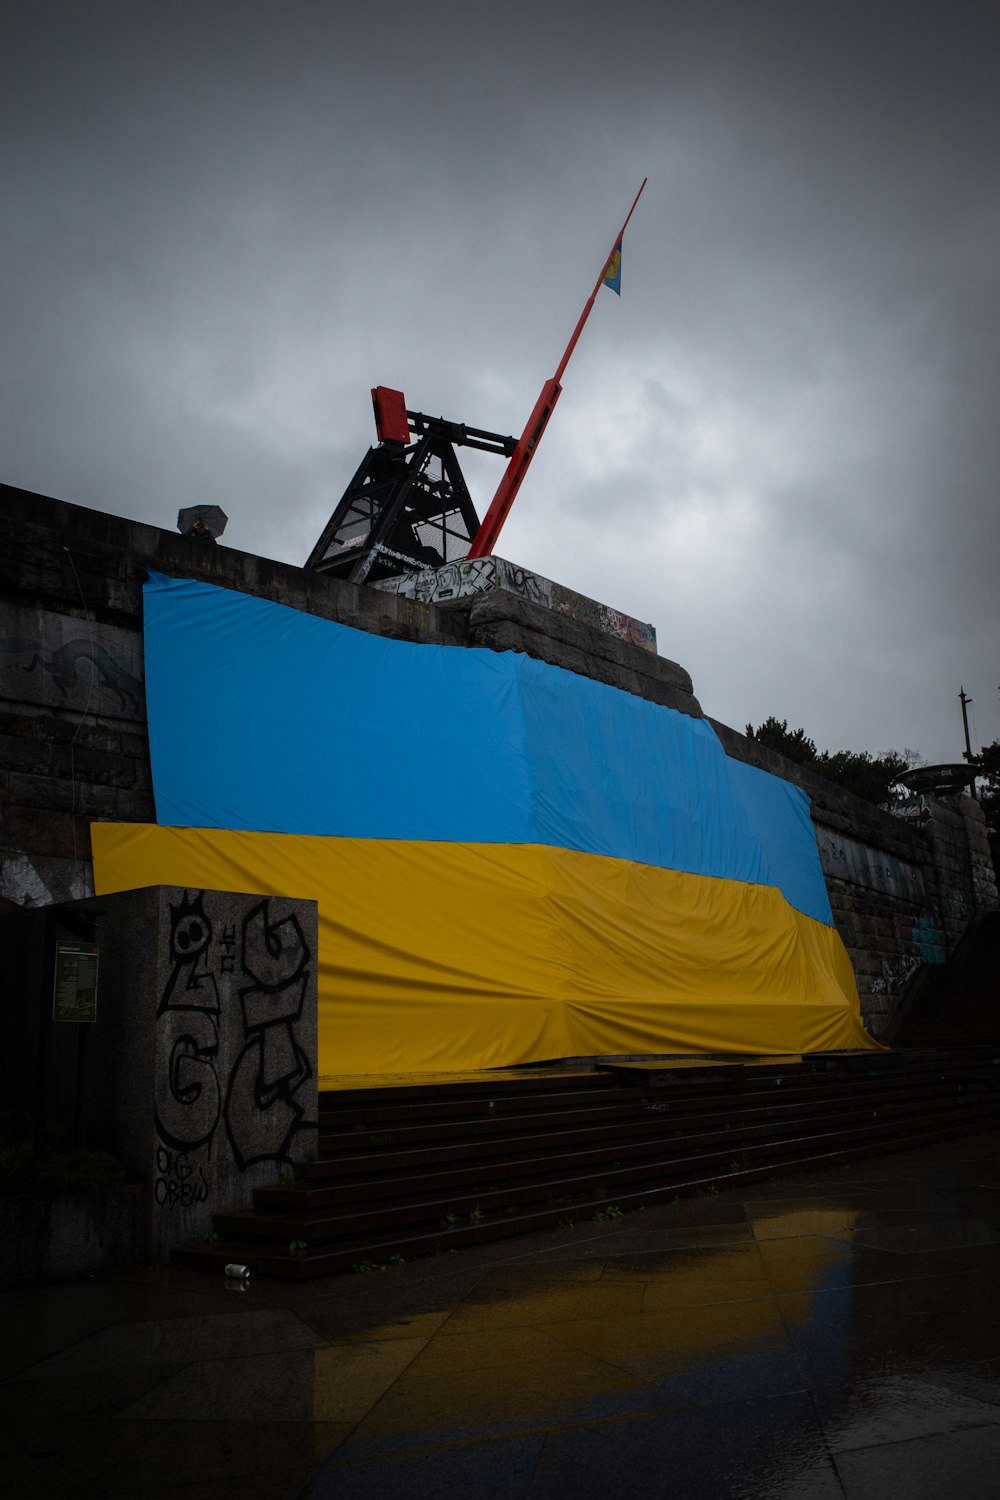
[173,1048,1000,1280]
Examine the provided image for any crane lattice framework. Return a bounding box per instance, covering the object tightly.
[304,387,514,585]
[305,181,647,586]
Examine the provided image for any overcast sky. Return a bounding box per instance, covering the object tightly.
[2,0,998,764]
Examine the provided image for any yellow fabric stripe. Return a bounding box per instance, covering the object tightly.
[91,823,878,1075]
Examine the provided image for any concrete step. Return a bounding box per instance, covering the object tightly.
[171,1049,1000,1279]
[173,1098,1000,1280]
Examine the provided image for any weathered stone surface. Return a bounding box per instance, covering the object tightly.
[8,806,87,860]
[469,587,690,688]
[9,772,118,818]
[0,732,72,779]
[711,718,998,1035]
[0,886,318,1262]
[114,787,156,822]
[374,553,659,653]
[712,719,926,860]
[0,483,467,645]
[814,827,927,905]
[0,851,91,906]
[468,590,702,716]
[0,602,145,719]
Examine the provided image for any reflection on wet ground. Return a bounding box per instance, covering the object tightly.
[6,1128,1000,1496]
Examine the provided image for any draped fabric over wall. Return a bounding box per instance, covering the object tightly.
[91,573,877,1073]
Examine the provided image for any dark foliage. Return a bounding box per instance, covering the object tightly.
[977,738,1000,869]
[744,717,914,808]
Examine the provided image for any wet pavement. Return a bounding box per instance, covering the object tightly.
[6,1128,1000,1497]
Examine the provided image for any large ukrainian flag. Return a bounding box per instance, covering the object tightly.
[91,574,876,1074]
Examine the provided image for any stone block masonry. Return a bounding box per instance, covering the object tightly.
[1,885,318,1261]
[465,588,700,718]
[1,481,996,1042]
[372,553,660,654]
[712,720,998,1036]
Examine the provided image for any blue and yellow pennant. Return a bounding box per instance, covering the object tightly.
[603,238,623,295]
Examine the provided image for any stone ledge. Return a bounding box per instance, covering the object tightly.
[469,618,703,716]
[467,589,701,715]
[710,719,937,863]
[0,484,467,648]
[372,554,658,653]
[469,590,690,688]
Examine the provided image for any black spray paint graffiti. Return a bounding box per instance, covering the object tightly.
[155,892,221,1157]
[153,1146,209,1210]
[227,899,312,1169]
[154,892,313,1206]
[2,636,144,715]
[376,555,553,607]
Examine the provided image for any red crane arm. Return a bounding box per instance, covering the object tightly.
[467,179,647,560]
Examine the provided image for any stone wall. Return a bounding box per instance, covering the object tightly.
[0,483,700,906]
[1,481,996,1042]
[712,720,998,1035]
[373,553,659,653]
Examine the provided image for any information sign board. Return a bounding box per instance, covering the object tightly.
[52,942,100,1023]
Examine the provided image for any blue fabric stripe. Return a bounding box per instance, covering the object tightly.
[723,754,833,926]
[143,573,832,924]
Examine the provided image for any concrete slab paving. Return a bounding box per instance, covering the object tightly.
[5,1126,1000,1496]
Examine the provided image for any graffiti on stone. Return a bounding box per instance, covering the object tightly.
[369,555,657,651]
[499,563,550,606]
[1,624,144,716]
[154,892,313,1189]
[596,604,657,651]
[432,558,496,603]
[870,952,922,996]
[25,639,143,714]
[891,797,927,822]
[154,1145,209,1212]
[868,911,945,996]
[817,830,925,903]
[155,892,221,1155]
[372,555,552,607]
[226,899,313,1168]
[911,915,946,965]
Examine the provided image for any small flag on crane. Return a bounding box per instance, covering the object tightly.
[468,178,646,559]
[603,238,623,295]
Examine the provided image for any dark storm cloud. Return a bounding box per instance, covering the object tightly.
[2,0,998,762]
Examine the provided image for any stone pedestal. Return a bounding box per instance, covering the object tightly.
[1,885,318,1261]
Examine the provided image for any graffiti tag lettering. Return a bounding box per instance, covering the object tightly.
[153,1145,210,1211]
[224,900,312,1169]
[153,891,314,1196]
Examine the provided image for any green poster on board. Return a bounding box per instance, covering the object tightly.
[52,942,99,1023]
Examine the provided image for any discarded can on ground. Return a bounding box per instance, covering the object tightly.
[224,1263,251,1282]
